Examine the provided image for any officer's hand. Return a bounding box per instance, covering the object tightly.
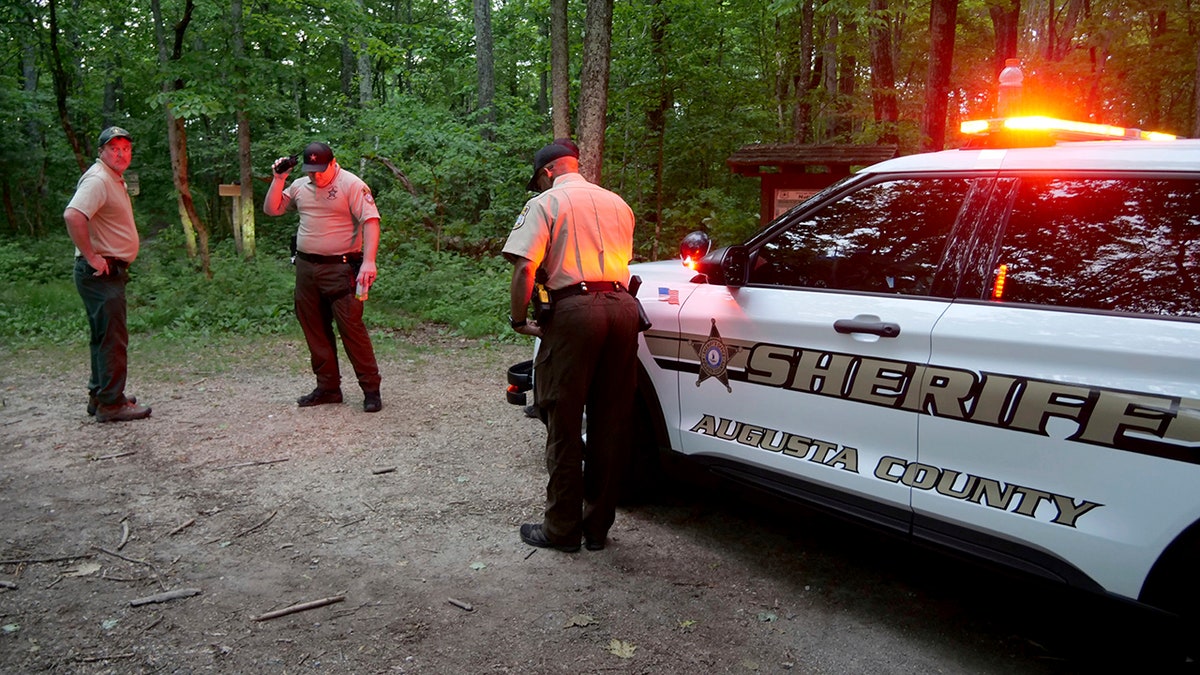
[272,156,294,176]
[516,320,543,338]
[356,261,377,290]
[87,254,109,276]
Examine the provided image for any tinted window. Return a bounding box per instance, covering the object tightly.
[748,177,970,295]
[995,177,1200,317]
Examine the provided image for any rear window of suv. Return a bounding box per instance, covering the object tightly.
[994,176,1200,317]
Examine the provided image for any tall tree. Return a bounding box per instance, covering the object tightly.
[922,0,958,151]
[551,0,572,139]
[151,0,210,275]
[578,0,614,183]
[231,0,255,259]
[868,0,899,144]
[474,0,495,139]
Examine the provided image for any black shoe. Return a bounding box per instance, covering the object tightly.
[88,395,136,416]
[363,391,382,413]
[297,388,343,407]
[519,523,580,553]
[584,537,606,551]
[96,400,152,423]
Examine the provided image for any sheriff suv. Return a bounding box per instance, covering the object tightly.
[619,120,1200,630]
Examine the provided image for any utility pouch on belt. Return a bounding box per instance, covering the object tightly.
[629,275,653,333]
[532,267,552,322]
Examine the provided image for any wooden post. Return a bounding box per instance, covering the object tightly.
[219,183,243,254]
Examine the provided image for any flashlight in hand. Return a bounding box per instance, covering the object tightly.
[274,155,299,175]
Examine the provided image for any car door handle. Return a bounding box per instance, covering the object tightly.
[834,319,901,338]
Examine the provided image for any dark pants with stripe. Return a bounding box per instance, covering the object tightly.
[74,257,130,407]
[534,291,640,544]
[294,258,381,394]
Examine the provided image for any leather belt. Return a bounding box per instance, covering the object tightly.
[549,280,625,301]
[296,251,362,265]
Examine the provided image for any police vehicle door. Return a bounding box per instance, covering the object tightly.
[916,173,1200,598]
[675,175,990,531]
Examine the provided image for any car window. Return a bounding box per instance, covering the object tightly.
[993,177,1200,317]
[748,177,972,295]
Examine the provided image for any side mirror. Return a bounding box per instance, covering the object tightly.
[679,231,711,270]
[693,245,748,288]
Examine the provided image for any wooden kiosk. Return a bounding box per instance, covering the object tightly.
[726,144,898,225]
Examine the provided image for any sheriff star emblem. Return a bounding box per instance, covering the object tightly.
[691,319,739,392]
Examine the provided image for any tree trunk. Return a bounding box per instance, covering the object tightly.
[1193,36,1200,138]
[47,0,88,172]
[577,0,614,183]
[231,0,255,259]
[921,0,958,152]
[791,0,815,144]
[152,0,211,276]
[987,0,1019,77]
[356,0,373,107]
[551,0,572,139]
[474,0,495,139]
[868,0,899,144]
[647,0,671,260]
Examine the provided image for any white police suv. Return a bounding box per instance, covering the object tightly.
[624,118,1200,626]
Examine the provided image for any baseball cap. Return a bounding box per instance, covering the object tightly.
[301,142,334,172]
[526,141,580,191]
[98,127,132,148]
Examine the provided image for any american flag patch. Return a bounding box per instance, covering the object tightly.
[658,286,669,301]
[668,289,679,305]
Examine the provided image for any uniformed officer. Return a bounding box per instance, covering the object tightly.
[64,126,152,423]
[503,141,640,552]
[264,142,383,413]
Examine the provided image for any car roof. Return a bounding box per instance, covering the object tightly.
[861,138,1200,175]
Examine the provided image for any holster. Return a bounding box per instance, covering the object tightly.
[629,275,653,333]
[532,267,552,323]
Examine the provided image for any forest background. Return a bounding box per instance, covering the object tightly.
[2,0,1199,346]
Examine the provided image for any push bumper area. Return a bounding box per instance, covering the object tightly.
[506,360,533,405]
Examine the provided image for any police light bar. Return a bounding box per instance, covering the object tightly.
[961,116,1177,142]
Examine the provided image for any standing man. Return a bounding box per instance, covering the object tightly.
[264,142,383,413]
[503,141,639,552]
[64,126,152,423]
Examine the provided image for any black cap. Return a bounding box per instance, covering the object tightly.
[301,142,334,172]
[98,126,132,148]
[526,141,579,191]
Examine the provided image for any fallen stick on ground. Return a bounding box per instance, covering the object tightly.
[371,467,397,475]
[117,519,130,551]
[129,588,202,607]
[0,554,93,566]
[252,595,346,622]
[74,652,136,663]
[233,511,277,539]
[213,458,289,471]
[91,546,166,591]
[0,580,17,590]
[93,451,137,461]
[448,597,474,611]
[168,517,196,536]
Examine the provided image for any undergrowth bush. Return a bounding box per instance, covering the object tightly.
[0,227,519,349]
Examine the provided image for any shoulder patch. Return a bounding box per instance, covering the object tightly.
[363,186,374,205]
[513,204,530,231]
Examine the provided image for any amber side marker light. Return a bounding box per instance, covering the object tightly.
[961,116,1177,142]
[992,264,1008,300]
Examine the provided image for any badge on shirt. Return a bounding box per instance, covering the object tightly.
[363,187,374,204]
[513,205,529,230]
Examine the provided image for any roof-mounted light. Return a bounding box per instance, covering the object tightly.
[960,116,1177,142]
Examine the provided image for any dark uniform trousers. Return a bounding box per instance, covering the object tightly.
[294,258,381,393]
[74,257,131,407]
[534,290,640,544]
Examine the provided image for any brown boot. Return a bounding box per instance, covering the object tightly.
[96,400,152,423]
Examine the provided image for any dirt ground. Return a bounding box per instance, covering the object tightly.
[0,328,1188,673]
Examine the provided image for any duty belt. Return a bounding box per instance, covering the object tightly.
[549,280,625,301]
[296,251,363,265]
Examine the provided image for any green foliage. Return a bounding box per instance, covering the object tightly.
[374,240,513,339]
